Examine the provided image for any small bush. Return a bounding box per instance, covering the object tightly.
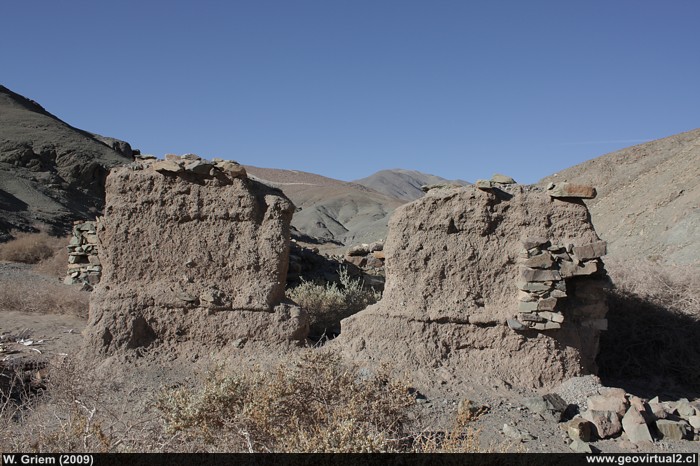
[287,268,381,336]
[0,232,64,264]
[1,360,128,453]
[3,352,484,453]
[157,350,415,452]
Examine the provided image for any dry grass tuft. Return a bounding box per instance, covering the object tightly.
[0,278,89,318]
[0,231,65,265]
[34,242,70,279]
[0,231,87,317]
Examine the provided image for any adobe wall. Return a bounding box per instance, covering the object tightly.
[337,183,609,388]
[83,154,309,357]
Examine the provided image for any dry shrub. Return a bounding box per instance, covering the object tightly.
[157,350,415,452]
[409,410,484,453]
[34,240,70,278]
[0,231,65,264]
[287,268,381,336]
[2,352,484,453]
[0,359,162,453]
[605,259,699,315]
[598,259,700,393]
[0,231,87,317]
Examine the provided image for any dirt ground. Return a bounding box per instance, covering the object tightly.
[1,261,699,454]
[1,262,87,363]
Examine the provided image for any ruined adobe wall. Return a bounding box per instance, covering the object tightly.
[83,155,309,357]
[336,183,609,389]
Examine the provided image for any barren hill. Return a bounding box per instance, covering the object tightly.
[540,128,700,265]
[0,85,133,240]
[354,169,470,201]
[244,165,404,247]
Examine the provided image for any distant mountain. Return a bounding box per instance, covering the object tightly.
[0,85,133,240]
[244,166,404,247]
[540,128,700,265]
[354,169,470,201]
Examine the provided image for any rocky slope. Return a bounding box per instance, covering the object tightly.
[0,85,133,240]
[353,168,469,201]
[244,165,405,247]
[540,129,700,265]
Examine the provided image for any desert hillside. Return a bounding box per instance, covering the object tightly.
[0,85,132,240]
[245,165,405,247]
[540,129,700,265]
[353,168,469,201]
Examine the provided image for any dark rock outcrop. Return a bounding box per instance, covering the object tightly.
[0,85,132,240]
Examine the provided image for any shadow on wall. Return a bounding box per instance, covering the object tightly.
[597,289,700,400]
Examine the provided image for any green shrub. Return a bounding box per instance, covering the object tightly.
[287,267,381,336]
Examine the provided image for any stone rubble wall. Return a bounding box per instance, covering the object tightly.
[512,237,608,332]
[64,221,102,286]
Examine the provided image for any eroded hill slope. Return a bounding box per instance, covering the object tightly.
[540,129,700,265]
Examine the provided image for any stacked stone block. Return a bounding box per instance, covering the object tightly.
[344,241,385,270]
[64,220,102,286]
[514,237,608,331]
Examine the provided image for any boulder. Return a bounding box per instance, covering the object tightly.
[572,241,608,261]
[565,417,594,442]
[656,420,691,441]
[523,253,554,269]
[369,241,384,252]
[184,160,214,175]
[347,244,370,256]
[215,161,247,178]
[648,402,670,420]
[569,439,593,453]
[491,174,516,184]
[475,179,493,189]
[587,389,629,417]
[503,424,536,442]
[83,161,307,358]
[523,393,568,420]
[582,410,623,439]
[674,399,697,418]
[688,416,700,429]
[547,182,597,199]
[621,406,653,444]
[153,159,183,174]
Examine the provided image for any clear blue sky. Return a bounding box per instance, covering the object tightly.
[2,1,698,183]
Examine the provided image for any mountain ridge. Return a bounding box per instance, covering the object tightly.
[0,84,133,239]
[353,168,470,201]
